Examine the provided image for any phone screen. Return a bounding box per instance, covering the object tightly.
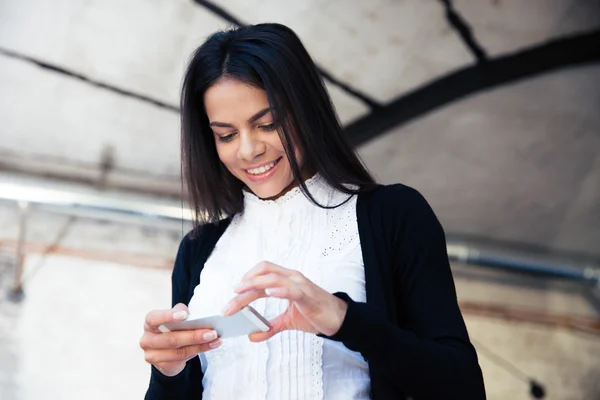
[159,306,270,338]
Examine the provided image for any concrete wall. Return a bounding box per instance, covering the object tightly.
[1,1,599,248]
[1,201,598,399]
[359,64,600,256]
[0,0,368,188]
[1,2,600,399]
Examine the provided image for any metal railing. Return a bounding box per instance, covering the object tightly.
[446,244,600,287]
[0,173,193,295]
[1,173,599,297]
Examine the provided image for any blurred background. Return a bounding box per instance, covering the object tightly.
[1,0,599,399]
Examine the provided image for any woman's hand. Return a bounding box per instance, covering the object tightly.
[222,261,348,342]
[140,303,222,377]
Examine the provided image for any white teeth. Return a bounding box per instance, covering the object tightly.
[247,161,276,175]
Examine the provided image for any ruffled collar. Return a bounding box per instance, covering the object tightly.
[242,173,339,210]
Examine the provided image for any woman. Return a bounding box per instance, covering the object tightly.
[141,23,486,399]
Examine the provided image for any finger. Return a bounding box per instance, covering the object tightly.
[238,275,305,303]
[144,305,189,331]
[235,273,291,294]
[144,340,222,364]
[248,330,276,342]
[140,329,218,350]
[222,289,266,316]
[264,286,303,302]
[248,314,285,342]
[242,261,294,281]
[225,284,306,316]
[264,285,317,315]
[172,303,189,312]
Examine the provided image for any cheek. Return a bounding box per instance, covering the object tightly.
[271,133,301,167]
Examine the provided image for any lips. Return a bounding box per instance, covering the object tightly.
[246,159,278,175]
[244,157,282,182]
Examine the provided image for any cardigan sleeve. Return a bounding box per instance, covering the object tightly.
[145,233,204,400]
[325,186,486,399]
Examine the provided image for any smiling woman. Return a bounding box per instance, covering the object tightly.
[204,80,297,200]
[179,23,375,225]
[141,23,486,400]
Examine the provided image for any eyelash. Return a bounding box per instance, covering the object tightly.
[259,123,277,132]
[217,124,277,143]
[218,133,236,143]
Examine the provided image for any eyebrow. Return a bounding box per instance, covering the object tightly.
[209,107,273,128]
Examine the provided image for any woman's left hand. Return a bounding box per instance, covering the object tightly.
[222,261,348,342]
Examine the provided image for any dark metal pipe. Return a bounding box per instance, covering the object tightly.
[447,244,600,288]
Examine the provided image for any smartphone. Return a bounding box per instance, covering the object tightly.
[158,306,270,338]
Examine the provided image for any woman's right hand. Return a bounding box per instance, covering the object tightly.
[140,303,222,377]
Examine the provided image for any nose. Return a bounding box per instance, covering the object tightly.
[237,131,266,162]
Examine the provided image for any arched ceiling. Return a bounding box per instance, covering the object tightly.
[0,0,598,256]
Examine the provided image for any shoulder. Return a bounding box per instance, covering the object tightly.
[357,184,448,266]
[359,183,432,216]
[368,183,422,200]
[358,183,444,239]
[176,218,232,265]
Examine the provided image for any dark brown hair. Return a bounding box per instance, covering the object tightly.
[181,23,376,230]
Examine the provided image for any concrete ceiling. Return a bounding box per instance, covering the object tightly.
[0,0,599,256]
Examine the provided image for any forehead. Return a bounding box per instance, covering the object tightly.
[204,78,270,121]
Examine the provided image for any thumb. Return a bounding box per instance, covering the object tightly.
[172,303,189,312]
[171,303,189,320]
[248,314,284,343]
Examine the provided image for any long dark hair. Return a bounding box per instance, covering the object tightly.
[181,23,377,229]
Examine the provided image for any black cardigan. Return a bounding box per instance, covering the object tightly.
[146,184,486,399]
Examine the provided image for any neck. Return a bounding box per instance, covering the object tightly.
[265,169,316,201]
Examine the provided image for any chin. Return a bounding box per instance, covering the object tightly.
[249,183,287,200]
[234,162,296,200]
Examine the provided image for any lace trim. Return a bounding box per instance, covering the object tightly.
[321,194,359,259]
[311,335,324,399]
[198,172,360,400]
[310,243,324,400]
[258,341,269,399]
[242,173,326,205]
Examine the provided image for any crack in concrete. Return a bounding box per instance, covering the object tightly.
[440,0,489,63]
[191,0,383,109]
[0,47,179,113]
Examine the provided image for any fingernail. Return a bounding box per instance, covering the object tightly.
[203,331,218,341]
[173,311,188,321]
[209,339,222,349]
[233,283,243,293]
[222,303,233,315]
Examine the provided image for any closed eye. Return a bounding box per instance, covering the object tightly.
[218,132,237,143]
[258,123,277,132]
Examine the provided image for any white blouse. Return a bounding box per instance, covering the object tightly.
[188,174,370,400]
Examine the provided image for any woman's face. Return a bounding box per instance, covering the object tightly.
[204,78,299,200]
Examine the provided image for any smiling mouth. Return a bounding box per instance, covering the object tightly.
[245,157,282,176]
